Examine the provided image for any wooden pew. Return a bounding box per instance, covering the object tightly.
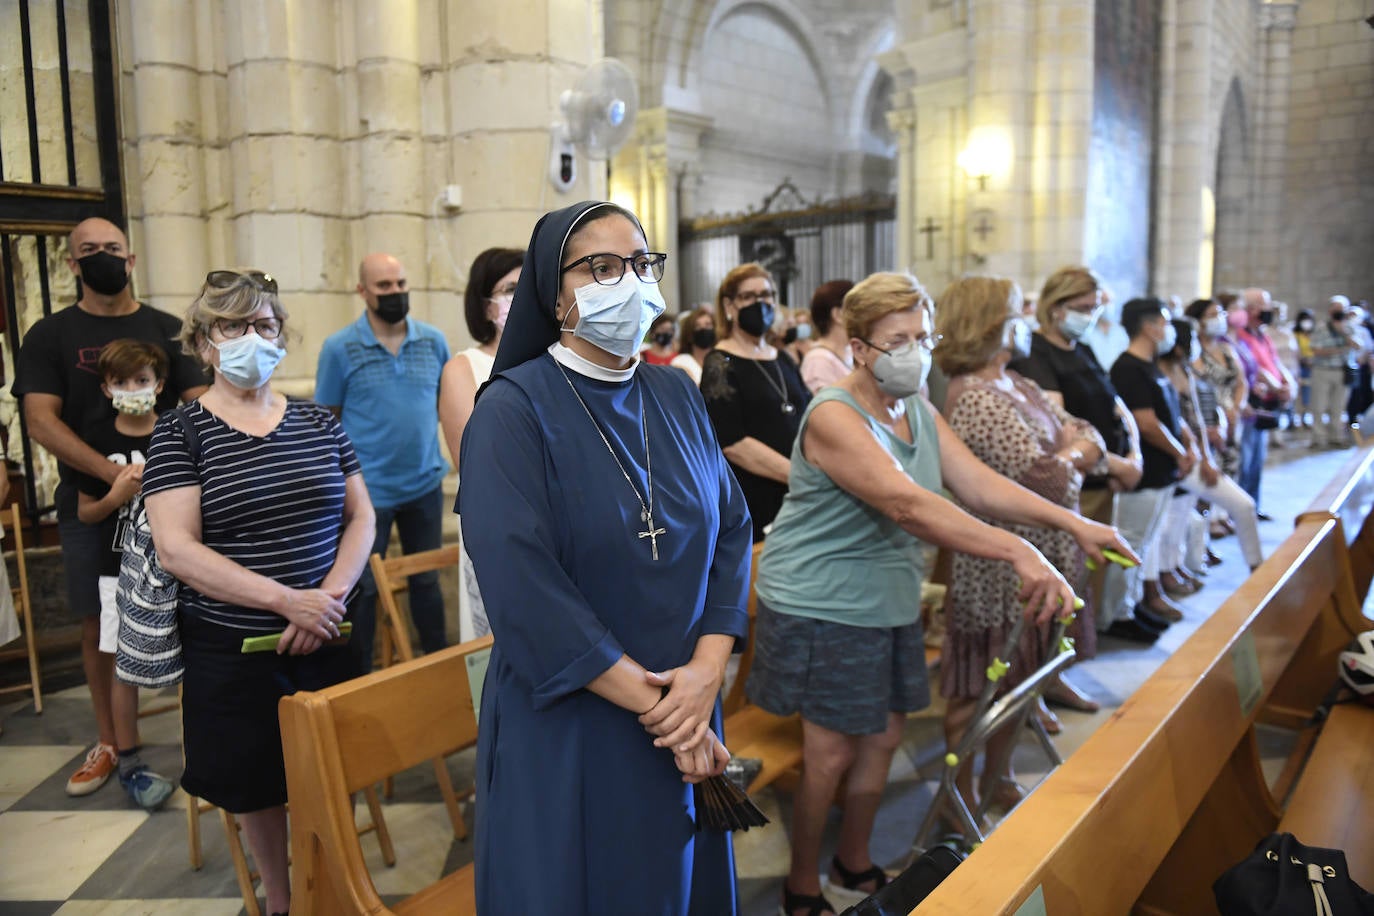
[913,516,1366,915]
[281,637,491,916]
[1297,443,1374,601]
[1278,702,1374,890]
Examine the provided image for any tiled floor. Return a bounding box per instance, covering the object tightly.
[0,432,1362,915]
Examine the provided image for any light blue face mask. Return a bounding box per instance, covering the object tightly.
[214,333,285,389]
[562,276,667,360]
[1159,321,1178,357]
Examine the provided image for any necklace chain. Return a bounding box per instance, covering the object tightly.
[554,362,666,560]
[745,356,795,415]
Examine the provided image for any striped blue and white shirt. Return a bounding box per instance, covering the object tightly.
[143,399,362,633]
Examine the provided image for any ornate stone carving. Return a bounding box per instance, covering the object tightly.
[1259,2,1298,31]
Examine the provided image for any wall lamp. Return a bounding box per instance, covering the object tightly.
[957,126,1012,191]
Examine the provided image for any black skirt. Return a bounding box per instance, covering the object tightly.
[178,612,355,813]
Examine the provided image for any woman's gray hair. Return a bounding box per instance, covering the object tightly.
[179,270,291,367]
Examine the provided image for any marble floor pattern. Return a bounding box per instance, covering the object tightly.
[0,432,1364,916]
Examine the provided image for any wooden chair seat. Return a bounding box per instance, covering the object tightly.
[390,864,476,915]
[724,704,804,793]
[1279,702,1374,890]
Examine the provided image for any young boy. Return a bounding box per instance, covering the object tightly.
[75,339,176,810]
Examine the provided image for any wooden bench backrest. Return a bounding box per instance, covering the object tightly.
[722,541,766,716]
[915,518,1354,914]
[1298,444,1374,600]
[282,637,491,915]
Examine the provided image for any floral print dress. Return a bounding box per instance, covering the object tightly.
[939,371,1105,699]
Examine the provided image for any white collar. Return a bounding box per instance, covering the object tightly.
[548,342,638,383]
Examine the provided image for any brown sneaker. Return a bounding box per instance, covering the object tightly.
[66,743,118,797]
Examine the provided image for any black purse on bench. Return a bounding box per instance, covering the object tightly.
[1213,833,1374,916]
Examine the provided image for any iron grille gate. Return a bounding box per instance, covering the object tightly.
[678,179,896,309]
[0,0,125,537]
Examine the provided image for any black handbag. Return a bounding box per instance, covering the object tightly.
[1213,833,1374,916]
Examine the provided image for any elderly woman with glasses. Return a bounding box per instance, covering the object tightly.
[934,276,1115,825]
[142,269,376,916]
[745,272,1131,916]
[701,263,811,540]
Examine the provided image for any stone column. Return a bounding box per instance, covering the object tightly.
[1247,1,1298,292]
[1153,0,1215,298]
[120,0,213,314]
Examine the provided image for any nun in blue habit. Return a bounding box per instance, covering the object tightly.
[459,201,753,915]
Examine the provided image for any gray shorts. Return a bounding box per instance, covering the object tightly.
[745,600,930,736]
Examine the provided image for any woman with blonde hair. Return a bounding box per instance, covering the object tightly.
[747,271,1131,916]
[936,275,1110,818]
[143,270,375,915]
[701,263,810,540]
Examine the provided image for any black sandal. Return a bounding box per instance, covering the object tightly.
[830,855,890,894]
[780,883,836,916]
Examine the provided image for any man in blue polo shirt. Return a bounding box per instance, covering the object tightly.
[316,252,451,672]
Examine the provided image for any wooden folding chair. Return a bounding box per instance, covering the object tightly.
[0,504,42,713]
[369,547,470,838]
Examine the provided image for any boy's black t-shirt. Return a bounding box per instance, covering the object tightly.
[10,302,206,487]
[77,418,154,577]
[1111,350,1183,490]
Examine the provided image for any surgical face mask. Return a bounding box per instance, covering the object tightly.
[736,302,774,337]
[1004,317,1032,359]
[867,341,930,399]
[1158,322,1177,357]
[1297,319,1314,333]
[1205,315,1229,338]
[77,251,130,296]
[562,276,666,360]
[691,327,716,350]
[490,294,513,331]
[792,323,812,341]
[1058,308,1099,342]
[373,292,409,324]
[213,333,285,389]
[1227,309,1249,331]
[111,385,158,416]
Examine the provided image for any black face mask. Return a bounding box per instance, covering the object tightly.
[652,331,674,348]
[691,327,716,349]
[374,292,409,324]
[736,302,774,337]
[1258,309,1275,326]
[77,252,130,296]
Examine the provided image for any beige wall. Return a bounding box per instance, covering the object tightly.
[1279,0,1374,307]
[115,0,607,386]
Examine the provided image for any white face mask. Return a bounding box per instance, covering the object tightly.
[111,385,158,416]
[1205,315,1228,339]
[1158,322,1177,357]
[867,341,930,398]
[214,333,285,389]
[561,277,666,359]
[1004,317,1032,359]
[1059,308,1100,341]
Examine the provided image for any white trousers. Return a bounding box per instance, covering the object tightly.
[1178,466,1263,569]
[1099,486,1171,630]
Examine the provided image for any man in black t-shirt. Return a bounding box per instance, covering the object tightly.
[11,217,207,800]
[1105,298,1200,644]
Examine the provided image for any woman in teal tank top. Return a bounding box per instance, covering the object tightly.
[746,272,1137,916]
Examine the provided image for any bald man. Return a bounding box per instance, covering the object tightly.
[315,254,451,673]
[12,217,207,804]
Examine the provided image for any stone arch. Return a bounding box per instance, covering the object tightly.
[851,59,897,155]
[1212,77,1250,291]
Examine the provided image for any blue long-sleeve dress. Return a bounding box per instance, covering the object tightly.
[459,351,753,915]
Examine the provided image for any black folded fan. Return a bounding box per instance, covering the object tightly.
[695,772,769,832]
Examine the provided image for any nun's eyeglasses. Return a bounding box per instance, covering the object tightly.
[560,252,668,286]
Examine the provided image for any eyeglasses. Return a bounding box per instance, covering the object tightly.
[560,252,668,286]
[213,317,283,340]
[206,269,278,295]
[731,289,776,305]
[865,335,942,355]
